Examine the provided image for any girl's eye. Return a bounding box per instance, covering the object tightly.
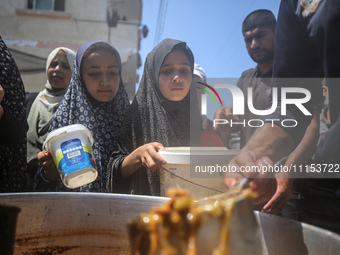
[181,69,189,73]
[110,71,118,76]
[161,69,171,75]
[89,72,98,77]
[49,62,58,68]
[62,64,70,69]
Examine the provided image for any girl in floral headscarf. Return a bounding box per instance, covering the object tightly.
[34,41,130,192]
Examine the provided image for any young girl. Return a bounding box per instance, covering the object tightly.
[107,38,202,196]
[35,40,130,192]
[27,47,76,190]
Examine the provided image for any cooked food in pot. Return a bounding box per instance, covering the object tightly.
[127,188,258,255]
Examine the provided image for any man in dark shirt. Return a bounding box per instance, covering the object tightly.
[216,9,321,216]
[227,0,340,232]
[215,9,275,149]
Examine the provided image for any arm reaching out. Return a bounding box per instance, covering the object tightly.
[120,142,167,178]
[262,110,320,214]
[225,124,295,213]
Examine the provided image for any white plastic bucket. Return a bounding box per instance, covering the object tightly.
[158,147,239,198]
[43,124,98,189]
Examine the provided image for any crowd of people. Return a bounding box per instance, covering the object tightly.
[1,0,339,234]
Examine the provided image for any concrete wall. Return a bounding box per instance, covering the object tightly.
[0,0,142,100]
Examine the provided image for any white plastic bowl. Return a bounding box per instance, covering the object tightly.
[158,147,239,198]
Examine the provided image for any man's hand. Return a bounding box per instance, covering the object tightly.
[225,124,295,213]
[213,105,241,134]
[262,177,294,214]
[225,153,277,206]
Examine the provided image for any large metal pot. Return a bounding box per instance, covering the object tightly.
[0,193,339,255]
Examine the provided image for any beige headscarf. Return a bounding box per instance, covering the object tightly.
[45,47,76,89]
[27,47,76,178]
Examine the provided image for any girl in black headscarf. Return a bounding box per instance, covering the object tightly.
[107,38,202,196]
[0,36,27,192]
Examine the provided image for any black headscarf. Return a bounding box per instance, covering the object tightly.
[107,38,202,196]
[0,36,27,192]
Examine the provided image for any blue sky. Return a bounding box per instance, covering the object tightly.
[138,0,281,80]
[137,0,281,117]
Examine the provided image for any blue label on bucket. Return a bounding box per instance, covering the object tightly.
[61,138,84,166]
[58,138,95,176]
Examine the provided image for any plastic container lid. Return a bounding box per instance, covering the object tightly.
[158,147,239,165]
[43,124,94,151]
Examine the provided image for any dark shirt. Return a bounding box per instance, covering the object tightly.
[25,92,39,118]
[237,66,272,148]
[262,0,339,145]
[0,106,27,144]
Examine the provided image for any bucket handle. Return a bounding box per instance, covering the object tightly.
[157,163,224,194]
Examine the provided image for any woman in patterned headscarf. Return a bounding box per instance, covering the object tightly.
[27,47,76,189]
[0,36,28,192]
[106,38,202,196]
[34,40,130,192]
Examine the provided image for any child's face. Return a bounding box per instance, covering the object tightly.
[158,49,192,101]
[47,50,72,89]
[82,49,120,102]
